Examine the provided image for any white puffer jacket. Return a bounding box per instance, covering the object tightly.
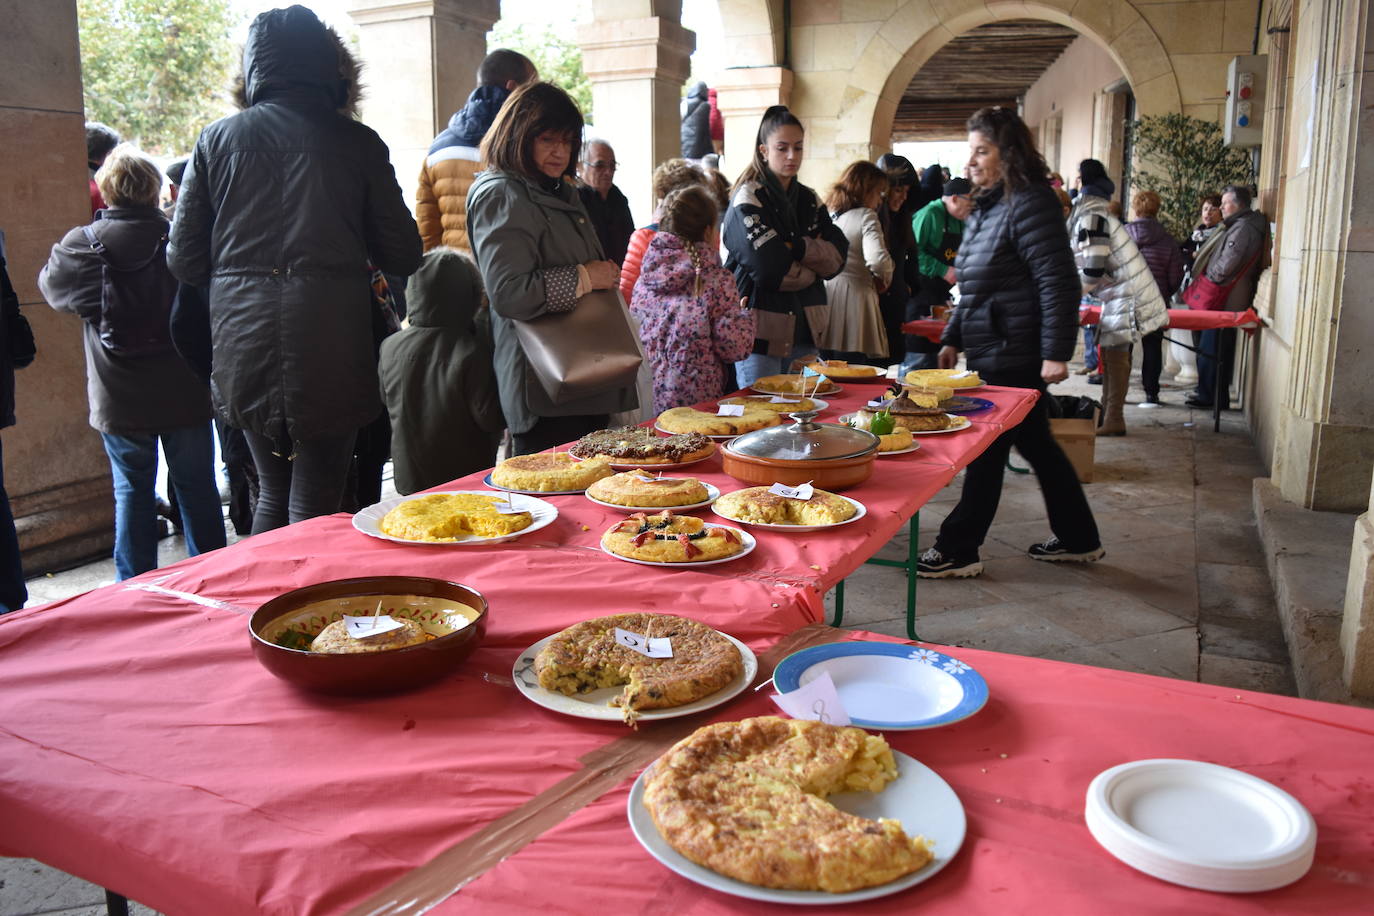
[1068,194,1167,348]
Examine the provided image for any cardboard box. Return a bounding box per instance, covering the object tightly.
[1050,415,1097,483]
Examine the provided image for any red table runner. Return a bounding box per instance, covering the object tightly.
[0,385,1037,915]
[1079,306,1262,331]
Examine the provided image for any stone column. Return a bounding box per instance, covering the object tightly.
[1343,474,1374,696]
[578,1,695,226]
[348,0,500,213]
[1,0,118,575]
[714,66,793,183]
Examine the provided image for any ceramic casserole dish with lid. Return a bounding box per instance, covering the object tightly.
[721,408,879,490]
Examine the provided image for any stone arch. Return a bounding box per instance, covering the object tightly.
[858,0,1183,152]
[716,0,784,66]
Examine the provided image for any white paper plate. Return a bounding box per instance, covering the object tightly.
[808,363,890,383]
[773,642,988,730]
[712,494,867,533]
[600,526,756,567]
[718,396,830,413]
[585,482,721,514]
[1085,759,1316,892]
[511,630,757,722]
[909,415,972,435]
[627,749,966,904]
[352,491,558,546]
[749,381,842,397]
[481,472,586,496]
[877,442,922,457]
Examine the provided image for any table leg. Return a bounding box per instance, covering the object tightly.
[105,890,130,916]
[1213,342,1223,433]
[1006,454,1030,474]
[836,514,922,640]
[831,578,845,626]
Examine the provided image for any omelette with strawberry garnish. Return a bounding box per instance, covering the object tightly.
[601,512,745,563]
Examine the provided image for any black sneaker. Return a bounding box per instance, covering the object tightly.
[916,547,984,578]
[1027,537,1105,563]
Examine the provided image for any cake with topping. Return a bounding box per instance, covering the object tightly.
[570,427,715,464]
[601,512,745,562]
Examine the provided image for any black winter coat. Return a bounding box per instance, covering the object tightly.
[681,82,712,159]
[942,183,1079,377]
[167,7,421,451]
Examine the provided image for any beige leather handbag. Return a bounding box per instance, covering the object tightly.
[513,288,643,405]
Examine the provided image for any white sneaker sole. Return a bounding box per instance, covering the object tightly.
[916,561,984,579]
[1029,546,1105,563]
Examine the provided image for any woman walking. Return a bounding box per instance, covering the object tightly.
[918,108,1103,578]
[821,160,894,363]
[168,6,421,533]
[466,81,637,453]
[40,146,225,578]
[723,106,847,387]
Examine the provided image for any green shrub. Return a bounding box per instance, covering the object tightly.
[1127,114,1255,240]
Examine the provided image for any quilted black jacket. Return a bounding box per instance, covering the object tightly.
[941,182,1080,377]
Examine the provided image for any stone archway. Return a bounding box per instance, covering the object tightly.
[859,0,1183,154]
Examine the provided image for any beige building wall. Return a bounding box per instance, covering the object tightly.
[1,0,117,574]
[1022,36,1126,180]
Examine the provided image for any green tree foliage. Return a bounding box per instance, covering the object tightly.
[1128,113,1256,240]
[487,21,595,124]
[78,0,240,156]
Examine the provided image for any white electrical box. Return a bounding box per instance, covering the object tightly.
[1225,55,1268,148]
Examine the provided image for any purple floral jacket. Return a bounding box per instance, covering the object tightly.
[630,232,755,412]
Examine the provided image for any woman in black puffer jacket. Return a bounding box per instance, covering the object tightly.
[917,107,1102,579]
[168,5,421,533]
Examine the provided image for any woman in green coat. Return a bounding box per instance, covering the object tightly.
[467,82,637,454]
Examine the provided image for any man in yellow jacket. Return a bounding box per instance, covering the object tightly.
[416,49,536,252]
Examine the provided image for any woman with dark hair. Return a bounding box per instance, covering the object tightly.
[168,6,421,534]
[466,81,636,454]
[876,153,919,366]
[723,105,848,387]
[918,107,1102,579]
[821,160,893,362]
[1181,193,1224,264]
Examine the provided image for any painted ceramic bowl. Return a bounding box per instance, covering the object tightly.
[249,576,487,695]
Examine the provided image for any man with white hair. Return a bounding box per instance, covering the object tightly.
[577,138,634,266]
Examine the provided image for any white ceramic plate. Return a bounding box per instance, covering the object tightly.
[627,749,966,904]
[1085,759,1317,893]
[585,481,721,514]
[600,526,756,567]
[909,415,972,435]
[511,630,757,722]
[481,472,586,496]
[809,363,890,384]
[749,381,842,397]
[712,494,867,533]
[772,642,989,730]
[652,423,757,442]
[352,491,558,546]
[877,442,922,457]
[718,396,830,413]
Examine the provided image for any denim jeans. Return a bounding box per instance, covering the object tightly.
[243,429,356,534]
[1083,324,1099,372]
[734,346,820,390]
[1194,327,1236,405]
[101,424,227,581]
[0,434,25,612]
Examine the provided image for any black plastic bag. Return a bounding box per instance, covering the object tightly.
[1045,394,1100,420]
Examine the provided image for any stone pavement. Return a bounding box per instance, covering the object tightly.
[0,371,1294,916]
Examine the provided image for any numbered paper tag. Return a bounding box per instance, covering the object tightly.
[717,404,746,417]
[866,399,887,408]
[344,614,406,639]
[771,671,850,726]
[769,396,801,404]
[768,481,814,501]
[614,627,673,658]
[801,365,824,378]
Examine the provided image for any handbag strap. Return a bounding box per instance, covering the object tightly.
[80,224,169,272]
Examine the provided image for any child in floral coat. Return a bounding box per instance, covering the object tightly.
[631,185,755,412]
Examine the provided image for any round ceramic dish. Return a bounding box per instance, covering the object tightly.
[1084,759,1316,892]
[353,491,557,545]
[249,576,488,695]
[627,749,967,905]
[722,409,879,490]
[772,642,988,730]
[511,630,757,722]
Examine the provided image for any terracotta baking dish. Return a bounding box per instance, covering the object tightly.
[721,411,879,491]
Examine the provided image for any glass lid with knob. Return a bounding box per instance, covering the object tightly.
[727,408,879,461]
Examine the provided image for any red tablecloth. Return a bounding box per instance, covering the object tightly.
[1079,306,1263,331]
[0,386,1038,915]
[902,318,947,344]
[454,630,1374,914]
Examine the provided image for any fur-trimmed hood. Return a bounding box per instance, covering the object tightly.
[231,5,362,116]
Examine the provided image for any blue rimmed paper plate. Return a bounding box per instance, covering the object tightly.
[773,641,988,730]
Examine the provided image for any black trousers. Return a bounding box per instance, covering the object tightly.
[1194,327,1237,405]
[1139,329,1164,398]
[934,370,1100,560]
[511,414,609,456]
